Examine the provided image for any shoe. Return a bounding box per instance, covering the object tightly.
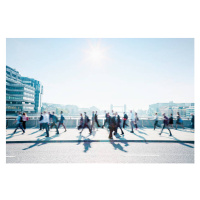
[169,134,172,136]
[159,133,162,135]
[102,126,104,128]
[45,135,49,137]
[65,130,67,132]
[56,133,59,135]
[114,132,117,135]
[121,133,124,135]
[108,137,113,139]
[130,131,134,133]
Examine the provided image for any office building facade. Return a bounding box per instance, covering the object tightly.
[6,65,43,114]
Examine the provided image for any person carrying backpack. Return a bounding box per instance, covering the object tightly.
[123,112,129,128]
[159,113,172,136]
[13,111,25,134]
[50,112,59,134]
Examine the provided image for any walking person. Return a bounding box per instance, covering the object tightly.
[191,113,194,129]
[22,112,28,130]
[39,112,44,130]
[80,112,92,134]
[13,111,25,134]
[50,112,59,134]
[115,112,124,135]
[108,113,117,139]
[175,112,184,129]
[42,111,50,137]
[58,111,67,132]
[134,112,139,130]
[123,112,128,128]
[91,111,96,131]
[94,111,101,128]
[129,110,135,133]
[154,113,160,130]
[78,113,84,131]
[159,113,172,136]
[168,114,174,128]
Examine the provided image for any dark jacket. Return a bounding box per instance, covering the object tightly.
[124,114,128,120]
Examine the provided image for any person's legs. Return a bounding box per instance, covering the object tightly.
[44,123,49,137]
[160,124,165,135]
[55,124,59,134]
[57,122,61,129]
[166,125,172,136]
[19,123,25,132]
[123,120,125,128]
[13,124,19,133]
[109,127,114,139]
[62,123,67,131]
[154,121,158,130]
[96,120,101,127]
[131,121,134,133]
[119,125,124,135]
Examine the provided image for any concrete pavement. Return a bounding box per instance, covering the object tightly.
[6,127,194,143]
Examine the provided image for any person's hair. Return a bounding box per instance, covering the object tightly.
[177,112,179,115]
[84,112,86,114]
[61,111,63,113]
[155,113,157,115]
[23,112,25,115]
[41,112,43,115]
[171,113,173,116]
[135,112,137,115]
[80,113,82,116]
[52,112,55,114]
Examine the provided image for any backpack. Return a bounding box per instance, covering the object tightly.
[164,116,169,125]
[20,116,23,122]
[55,116,59,123]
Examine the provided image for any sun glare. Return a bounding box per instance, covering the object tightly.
[84,41,108,65]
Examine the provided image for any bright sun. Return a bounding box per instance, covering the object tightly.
[84,41,107,65]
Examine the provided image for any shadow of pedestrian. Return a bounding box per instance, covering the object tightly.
[118,136,129,146]
[83,139,92,153]
[22,134,60,150]
[29,130,41,135]
[129,130,148,143]
[171,136,194,148]
[110,141,127,152]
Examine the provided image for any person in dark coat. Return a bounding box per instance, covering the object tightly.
[80,112,92,134]
[159,113,172,136]
[108,113,117,139]
[123,112,129,128]
[94,111,101,128]
[115,112,124,135]
[168,113,174,128]
[191,113,194,129]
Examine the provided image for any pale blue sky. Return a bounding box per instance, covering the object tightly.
[6,38,194,110]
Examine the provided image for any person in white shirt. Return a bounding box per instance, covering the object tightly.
[41,111,50,137]
[129,110,135,133]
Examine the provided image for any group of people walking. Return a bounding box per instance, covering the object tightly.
[13,112,29,134]
[12,110,194,139]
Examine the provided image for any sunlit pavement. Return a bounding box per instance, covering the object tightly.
[6,128,194,163]
[6,127,194,143]
[6,142,194,163]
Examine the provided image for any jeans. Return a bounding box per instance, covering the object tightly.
[14,123,24,133]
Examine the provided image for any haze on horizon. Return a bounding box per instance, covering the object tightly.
[6,38,194,111]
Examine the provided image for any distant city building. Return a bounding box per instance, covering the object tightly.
[148,101,194,117]
[186,106,195,117]
[21,77,43,113]
[6,65,43,114]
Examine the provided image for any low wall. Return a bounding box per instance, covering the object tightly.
[6,118,192,128]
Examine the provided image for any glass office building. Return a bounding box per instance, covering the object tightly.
[6,65,43,114]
